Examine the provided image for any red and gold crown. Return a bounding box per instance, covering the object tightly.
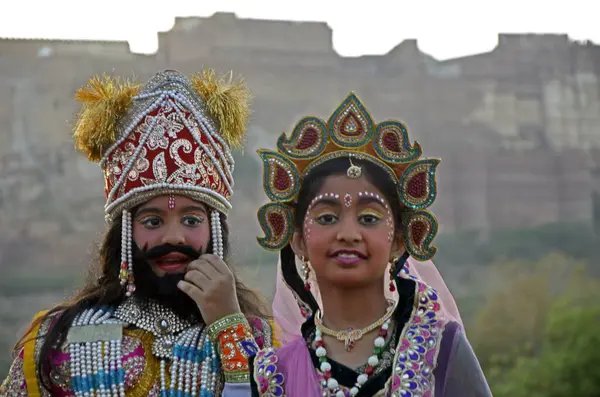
[256,93,439,261]
[73,69,250,222]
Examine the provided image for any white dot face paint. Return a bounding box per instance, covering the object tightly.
[304,193,340,242]
[357,191,394,242]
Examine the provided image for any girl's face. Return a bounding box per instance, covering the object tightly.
[292,174,402,289]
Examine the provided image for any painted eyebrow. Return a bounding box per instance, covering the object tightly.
[309,197,340,209]
[357,196,388,208]
[179,205,207,215]
[135,205,207,218]
[135,207,164,218]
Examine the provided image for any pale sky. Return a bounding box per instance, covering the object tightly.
[0,0,597,60]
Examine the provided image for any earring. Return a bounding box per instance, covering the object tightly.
[301,256,311,291]
[388,259,397,292]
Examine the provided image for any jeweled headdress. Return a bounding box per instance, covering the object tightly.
[73,69,250,294]
[256,93,439,261]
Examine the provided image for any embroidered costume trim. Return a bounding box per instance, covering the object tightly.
[253,349,286,397]
[208,313,260,383]
[387,280,444,397]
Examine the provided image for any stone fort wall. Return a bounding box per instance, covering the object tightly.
[1,13,599,270]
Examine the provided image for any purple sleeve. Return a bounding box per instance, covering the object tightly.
[438,325,492,397]
[222,382,252,397]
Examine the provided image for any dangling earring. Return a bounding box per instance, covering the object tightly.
[388,259,397,292]
[301,256,311,291]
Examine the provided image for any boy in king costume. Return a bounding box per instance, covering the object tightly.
[1,69,276,397]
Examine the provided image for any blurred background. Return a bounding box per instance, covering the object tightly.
[1,1,599,395]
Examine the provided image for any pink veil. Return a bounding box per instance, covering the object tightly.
[272,255,463,344]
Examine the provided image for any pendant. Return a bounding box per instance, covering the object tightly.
[336,328,363,351]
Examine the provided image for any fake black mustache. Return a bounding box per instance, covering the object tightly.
[134,243,202,262]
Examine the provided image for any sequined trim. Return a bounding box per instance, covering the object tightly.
[49,354,70,392]
[249,317,274,349]
[0,352,28,396]
[123,328,162,397]
[206,313,249,341]
[253,349,286,397]
[387,279,444,397]
[210,314,259,383]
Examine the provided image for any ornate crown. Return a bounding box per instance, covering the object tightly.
[256,93,439,261]
[73,69,250,222]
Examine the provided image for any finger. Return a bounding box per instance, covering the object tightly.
[199,253,231,276]
[188,259,220,280]
[177,280,203,301]
[184,269,210,289]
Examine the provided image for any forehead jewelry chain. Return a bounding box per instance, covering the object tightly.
[347,157,362,179]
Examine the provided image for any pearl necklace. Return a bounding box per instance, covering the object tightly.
[315,318,391,397]
[68,299,219,397]
[69,307,126,397]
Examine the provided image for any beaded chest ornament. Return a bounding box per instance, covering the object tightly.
[66,299,221,397]
[73,69,250,295]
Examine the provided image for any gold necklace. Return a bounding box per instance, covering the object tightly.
[314,299,397,351]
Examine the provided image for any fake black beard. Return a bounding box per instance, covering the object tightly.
[131,243,204,323]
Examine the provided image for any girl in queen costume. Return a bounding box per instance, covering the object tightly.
[249,93,492,396]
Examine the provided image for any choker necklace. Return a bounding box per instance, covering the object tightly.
[314,299,397,351]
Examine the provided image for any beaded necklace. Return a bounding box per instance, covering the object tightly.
[314,299,396,351]
[67,297,219,397]
[315,318,392,397]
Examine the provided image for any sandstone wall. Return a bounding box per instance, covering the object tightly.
[1,14,599,272]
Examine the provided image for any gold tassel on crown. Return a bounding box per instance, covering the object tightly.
[191,69,252,151]
[73,75,140,162]
[72,69,251,163]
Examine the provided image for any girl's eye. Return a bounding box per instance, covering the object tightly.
[359,213,381,226]
[315,213,338,225]
[182,215,204,227]
[140,216,162,229]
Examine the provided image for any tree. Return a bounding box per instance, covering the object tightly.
[467,252,600,395]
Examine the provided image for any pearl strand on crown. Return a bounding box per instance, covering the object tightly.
[175,95,235,170]
[168,90,235,171]
[106,107,162,203]
[99,94,165,169]
[119,210,135,296]
[132,88,234,173]
[105,183,232,216]
[169,98,234,194]
[211,210,224,259]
